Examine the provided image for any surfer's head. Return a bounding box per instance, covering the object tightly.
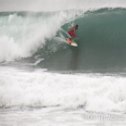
[75,24,78,30]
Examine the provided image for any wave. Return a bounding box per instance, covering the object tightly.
[1,8,126,73]
[38,8,126,73]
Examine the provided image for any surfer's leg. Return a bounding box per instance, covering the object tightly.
[66,38,72,45]
[68,38,73,44]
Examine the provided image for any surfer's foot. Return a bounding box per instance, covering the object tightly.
[69,38,73,45]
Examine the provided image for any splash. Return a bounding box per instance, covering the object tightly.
[0,11,81,62]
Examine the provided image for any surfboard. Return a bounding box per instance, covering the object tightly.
[66,38,78,47]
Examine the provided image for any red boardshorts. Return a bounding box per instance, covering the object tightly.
[68,30,76,38]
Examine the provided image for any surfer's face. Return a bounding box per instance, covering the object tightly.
[75,25,78,30]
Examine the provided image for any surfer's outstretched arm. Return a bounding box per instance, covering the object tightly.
[60,28,71,38]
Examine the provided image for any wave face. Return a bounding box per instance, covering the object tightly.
[39,8,126,73]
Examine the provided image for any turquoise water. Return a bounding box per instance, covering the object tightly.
[35,8,126,73]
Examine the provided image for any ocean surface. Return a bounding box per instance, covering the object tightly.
[0,4,126,126]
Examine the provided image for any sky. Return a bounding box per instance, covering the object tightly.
[0,0,85,11]
[0,0,126,12]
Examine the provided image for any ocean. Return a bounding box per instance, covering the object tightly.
[0,2,126,126]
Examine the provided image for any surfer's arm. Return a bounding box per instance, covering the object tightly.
[60,28,71,38]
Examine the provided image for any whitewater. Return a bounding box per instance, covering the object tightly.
[0,0,126,126]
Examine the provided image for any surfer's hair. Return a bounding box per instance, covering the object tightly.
[75,24,78,29]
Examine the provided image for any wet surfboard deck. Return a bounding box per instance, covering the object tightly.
[66,38,78,47]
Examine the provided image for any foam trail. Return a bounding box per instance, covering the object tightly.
[0,66,126,113]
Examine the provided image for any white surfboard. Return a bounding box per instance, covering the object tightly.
[66,38,78,47]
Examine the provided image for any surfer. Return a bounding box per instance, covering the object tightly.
[67,24,78,44]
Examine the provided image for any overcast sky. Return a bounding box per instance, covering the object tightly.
[0,0,126,12]
[0,0,84,11]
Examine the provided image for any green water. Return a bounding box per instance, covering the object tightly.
[40,8,126,73]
